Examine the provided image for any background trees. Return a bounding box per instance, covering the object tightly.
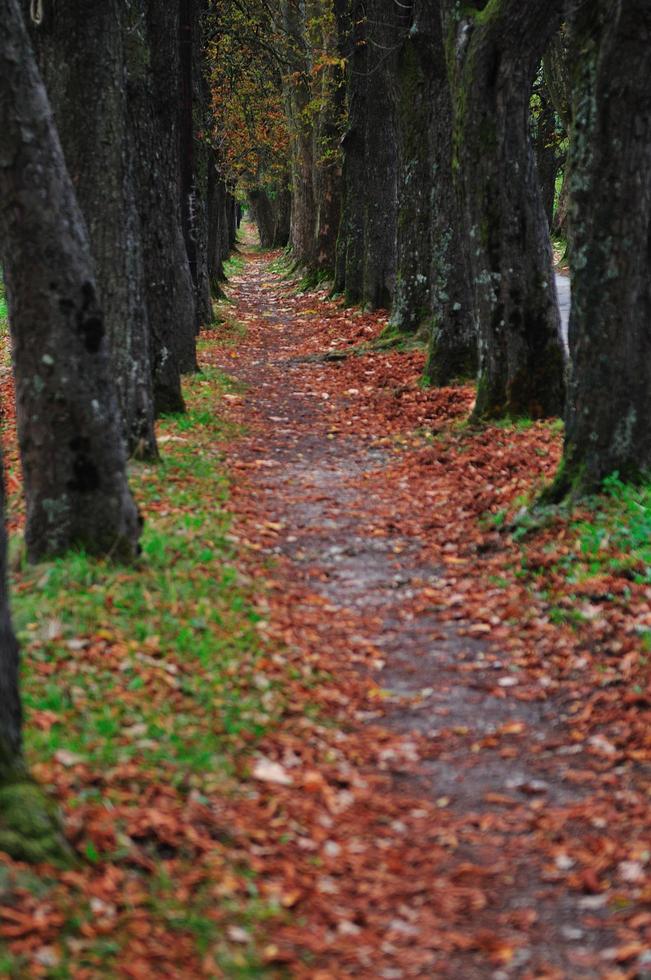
[212,0,650,498]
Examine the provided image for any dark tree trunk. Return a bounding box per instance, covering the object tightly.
[309,0,345,275]
[361,0,398,309]
[127,0,197,410]
[1,0,140,562]
[248,188,290,248]
[337,0,397,309]
[390,0,432,334]
[333,0,353,295]
[188,0,214,327]
[207,161,225,296]
[338,0,367,303]
[552,0,651,495]
[423,0,477,384]
[282,0,318,269]
[443,0,565,420]
[28,0,157,460]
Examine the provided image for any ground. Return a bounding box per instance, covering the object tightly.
[0,232,648,978]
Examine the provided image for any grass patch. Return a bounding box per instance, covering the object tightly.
[558,473,651,585]
[4,365,285,974]
[223,252,246,278]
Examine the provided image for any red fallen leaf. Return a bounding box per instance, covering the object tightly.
[612,942,645,962]
[30,710,61,731]
[579,868,605,894]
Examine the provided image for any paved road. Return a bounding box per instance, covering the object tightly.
[555,272,570,349]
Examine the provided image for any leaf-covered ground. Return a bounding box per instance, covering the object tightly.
[0,238,649,977]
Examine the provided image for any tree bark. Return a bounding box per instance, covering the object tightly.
[0,0,140,561]
[282,0,318,269]
[443,0,565,420]
[532,72,559,231]
[28,0,157,460]
[309,0,345,275]
[360,0,398,309]
[423,0,477,384]
[181,0,214,328]
[338,0,367,303]
[552,0,651,495]
[390,0,432,334]
[337,0,397,308]
[127,0,197,411]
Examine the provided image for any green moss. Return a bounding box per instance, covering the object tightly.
[0,782,72,865]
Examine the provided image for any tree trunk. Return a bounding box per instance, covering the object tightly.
[552,0,651,495]
[361,0,398,309]
[282,0,318,270]
[532,72,559,231]
[423,0,477,384]
[28,0,157,460]
[390,0,433,334]
[1,0,140,562]
[309,0,345,276]
[127,0,197,410]
[444,0,565,420]
[339,0,367,303]
[207,162,227,295]
[186,0,214,327]
[543,31,571,244]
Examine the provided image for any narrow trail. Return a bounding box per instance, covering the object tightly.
[204,236,649,978]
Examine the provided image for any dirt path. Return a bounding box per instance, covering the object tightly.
[205,238,649,978]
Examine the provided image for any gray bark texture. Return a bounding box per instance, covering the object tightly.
[443,0,565,420]
[0,0,141,561]
[337,0,397,308]
[127,0,197,410]
[554,0,651,494]
[28,0,157,460]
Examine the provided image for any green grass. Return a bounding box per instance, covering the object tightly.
[0,281,8,337]
[223,253,246,278]
[563,473,651,585]
[3,366,284,975]
[15,368,280,779]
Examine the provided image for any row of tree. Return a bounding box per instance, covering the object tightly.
[0,0,236,845]
[216,0,651,498]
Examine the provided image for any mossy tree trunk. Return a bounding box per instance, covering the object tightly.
[1,0,140,562]
[552,0,651,496]
[443,0,565,420]
[126,0,196,412]
[28,0,157,461]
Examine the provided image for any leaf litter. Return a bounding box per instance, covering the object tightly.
[0,241,647,977]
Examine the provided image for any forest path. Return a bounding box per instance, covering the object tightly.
[203,235,645,978]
